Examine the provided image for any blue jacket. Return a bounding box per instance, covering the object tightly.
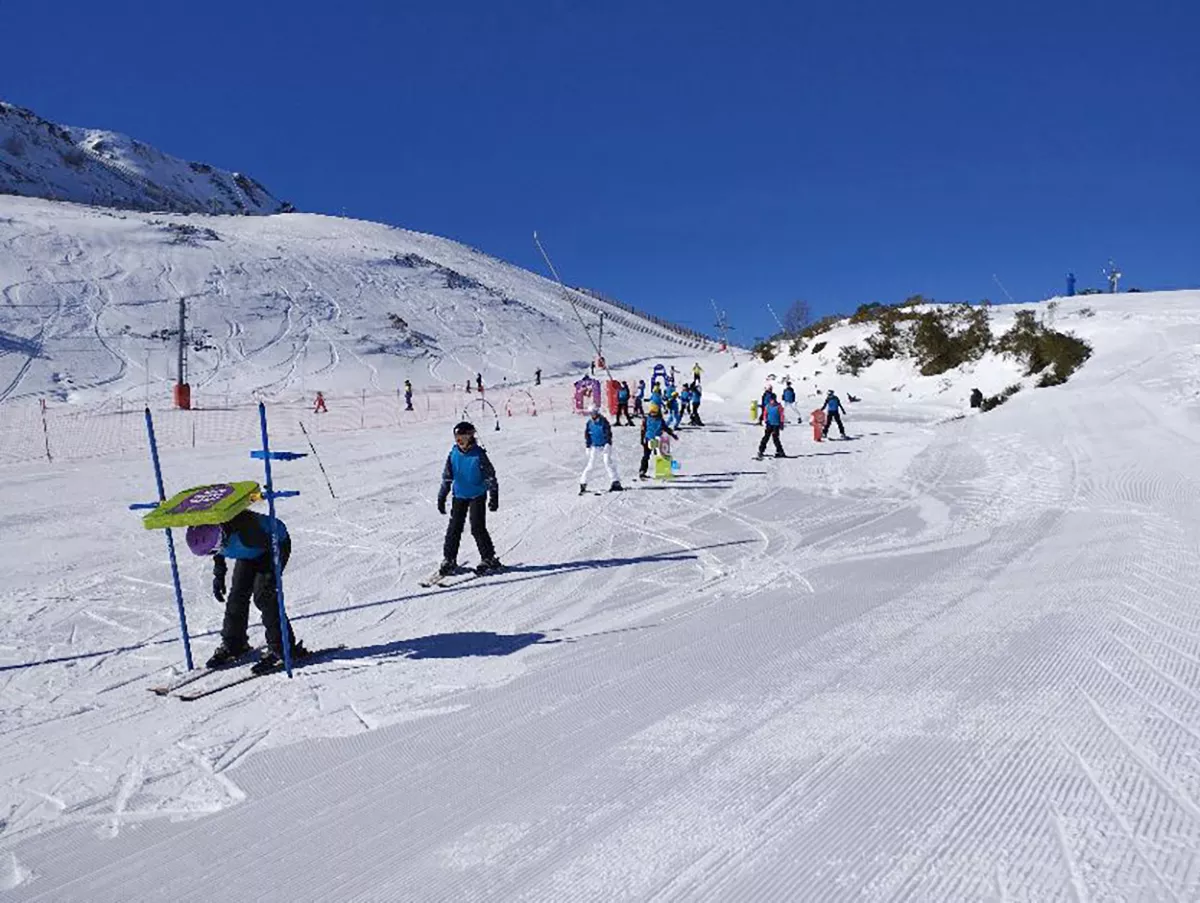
[585,415,612,448]
[782,386,796,403]
[824,394,843,414]
[438,443,499,503]
[636,381,645,399]
[219,511,289,561]
[680,389,692,406]
[617,387,630,403]
[642,413,675,443]
[650,390,663,408]
[764,401,784,426]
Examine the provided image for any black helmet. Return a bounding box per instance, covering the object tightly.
[453,421,476,436]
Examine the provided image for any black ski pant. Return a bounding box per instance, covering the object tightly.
[689,404,704,426]
[616,402,634,425]
[633,397,644,416]
[758,425,785,457]
[639,441,653,476]
[222,540,294,654]
[443,496,496,564]
[822,411,846,437]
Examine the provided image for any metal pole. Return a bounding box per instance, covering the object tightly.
[145,408,194,670]
[40,399,52,463]
[177,297,187,385]
[257,403,294,677]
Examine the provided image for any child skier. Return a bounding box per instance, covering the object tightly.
[757,392,787,459]
[437,421,502,576]
[639,402,679,479]
[689,382,705,426]
[580,404,623,494]
[404,379,414,411]
[185,511,309,674]
[822,389,848,439]
[616,382,635,426]
[633,379,646,416]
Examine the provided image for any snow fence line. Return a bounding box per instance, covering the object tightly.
[0,385,557,466]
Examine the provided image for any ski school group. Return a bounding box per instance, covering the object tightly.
[171,361,852,683]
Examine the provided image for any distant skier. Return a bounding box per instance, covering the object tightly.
[634,379,646,416]
[476,373,483,393]
[404,379,414,411]
[667,385,682,429]
[757,392,787,459]
[616,381,635,425]
[437,421,502,576]
[639,402,678,479]
[759,386,773,423]
[580,404,623,494]
[822,389,848,439]
[969,387,983,409]
[185,511,309,674]
[313,391,327,414]
[692,362,702,383]
[535,368,542,386]
[689,382,705,426]
[466,380,472,393]
[782,381,796,405]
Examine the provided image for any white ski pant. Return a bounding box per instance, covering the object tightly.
[581,445,620,485]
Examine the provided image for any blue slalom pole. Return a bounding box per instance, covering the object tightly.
[144,408,194,671]
[257,403,294,678]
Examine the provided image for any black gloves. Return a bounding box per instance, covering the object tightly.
[212,555,227,603]
[488,492,499,513]
[437,493,448,515]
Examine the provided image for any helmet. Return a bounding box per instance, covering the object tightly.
[589,403,601,415]
[185,524,222,557]
[453,421,476,436]
[827,389,834,396]
[647,402,661,416]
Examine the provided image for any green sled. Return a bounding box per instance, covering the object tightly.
[143,481,262,530]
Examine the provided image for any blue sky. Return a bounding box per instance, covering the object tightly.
[5,1,1197,340]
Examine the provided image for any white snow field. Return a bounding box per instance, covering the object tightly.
[5,253,1200,900]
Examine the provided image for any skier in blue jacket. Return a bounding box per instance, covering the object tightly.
[437,421,501,575]
[639,402,679,478]
[634,379,646,416]
[185,510,309,673]
[688,382,705,425]
[615,382,635,426]
[781,381,796,405]
[757,392,787,459]
[822,390,848,439]
[580,404,623,494]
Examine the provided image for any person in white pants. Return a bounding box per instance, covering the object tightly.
[580,404,623,494]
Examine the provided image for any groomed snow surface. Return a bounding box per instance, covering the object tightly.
[5,286,1200,900]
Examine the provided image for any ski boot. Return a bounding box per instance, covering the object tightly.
[206,642,253,669]
[475,557,504,575]
[252,641,310,676]
[579,483,587,496]
[609,481,624,492]
[438,559,459,577]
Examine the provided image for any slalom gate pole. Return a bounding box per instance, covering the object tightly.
[144,408,194,670]
[298,421,336,499]
[257,403,294,677]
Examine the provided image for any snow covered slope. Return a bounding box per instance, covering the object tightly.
[0,102,283,215]
[5,206,1200,898]
[0,195,711,407]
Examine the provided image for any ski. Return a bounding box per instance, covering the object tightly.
[419,562,520,588]
[174,645,348,701]
[148,648,263,696]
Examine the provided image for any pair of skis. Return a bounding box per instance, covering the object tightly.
[418,562,517,589]
[149,645,347,701]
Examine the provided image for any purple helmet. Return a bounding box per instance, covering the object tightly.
[185,523,222,556]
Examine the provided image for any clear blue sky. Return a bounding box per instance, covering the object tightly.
[5,0,1197,340]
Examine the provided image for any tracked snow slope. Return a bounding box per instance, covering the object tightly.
[0,101,282,215]
[3,293,1200,900]
[0,196,708,405]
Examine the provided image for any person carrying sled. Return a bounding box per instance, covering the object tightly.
[186,511,309,674]
[437,421,502,576]
[822,389,848,439]
[757,392,787,459]
[615,381,635,426]
[580,404,623,494]
[639,402,679,479]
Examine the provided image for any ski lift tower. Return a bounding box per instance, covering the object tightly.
[1103,260,1122,294]
[173,296,191,409]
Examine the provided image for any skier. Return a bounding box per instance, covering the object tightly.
[689,381,705,426]
[757,392,787,459]
[692,362,702,383]
[633,379,646,416]
[185,511,309,674]
[679,384,693,423]
[466,380,472,393]
[758,385,773,423]
[580,404,623,494]
[639,402,679,479]
[615,381,635,426]
[667,385,682,429]
[822,389,848,439]
[476,373,483,393]
[437,421,502,576]
[969,387,983,409]
[313,391,327,414]
[782,381,796,405]
[535,368,542,386]
[404,379,414,411]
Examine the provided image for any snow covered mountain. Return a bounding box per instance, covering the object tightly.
[0,195,713,407]
[0,101,285,215]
